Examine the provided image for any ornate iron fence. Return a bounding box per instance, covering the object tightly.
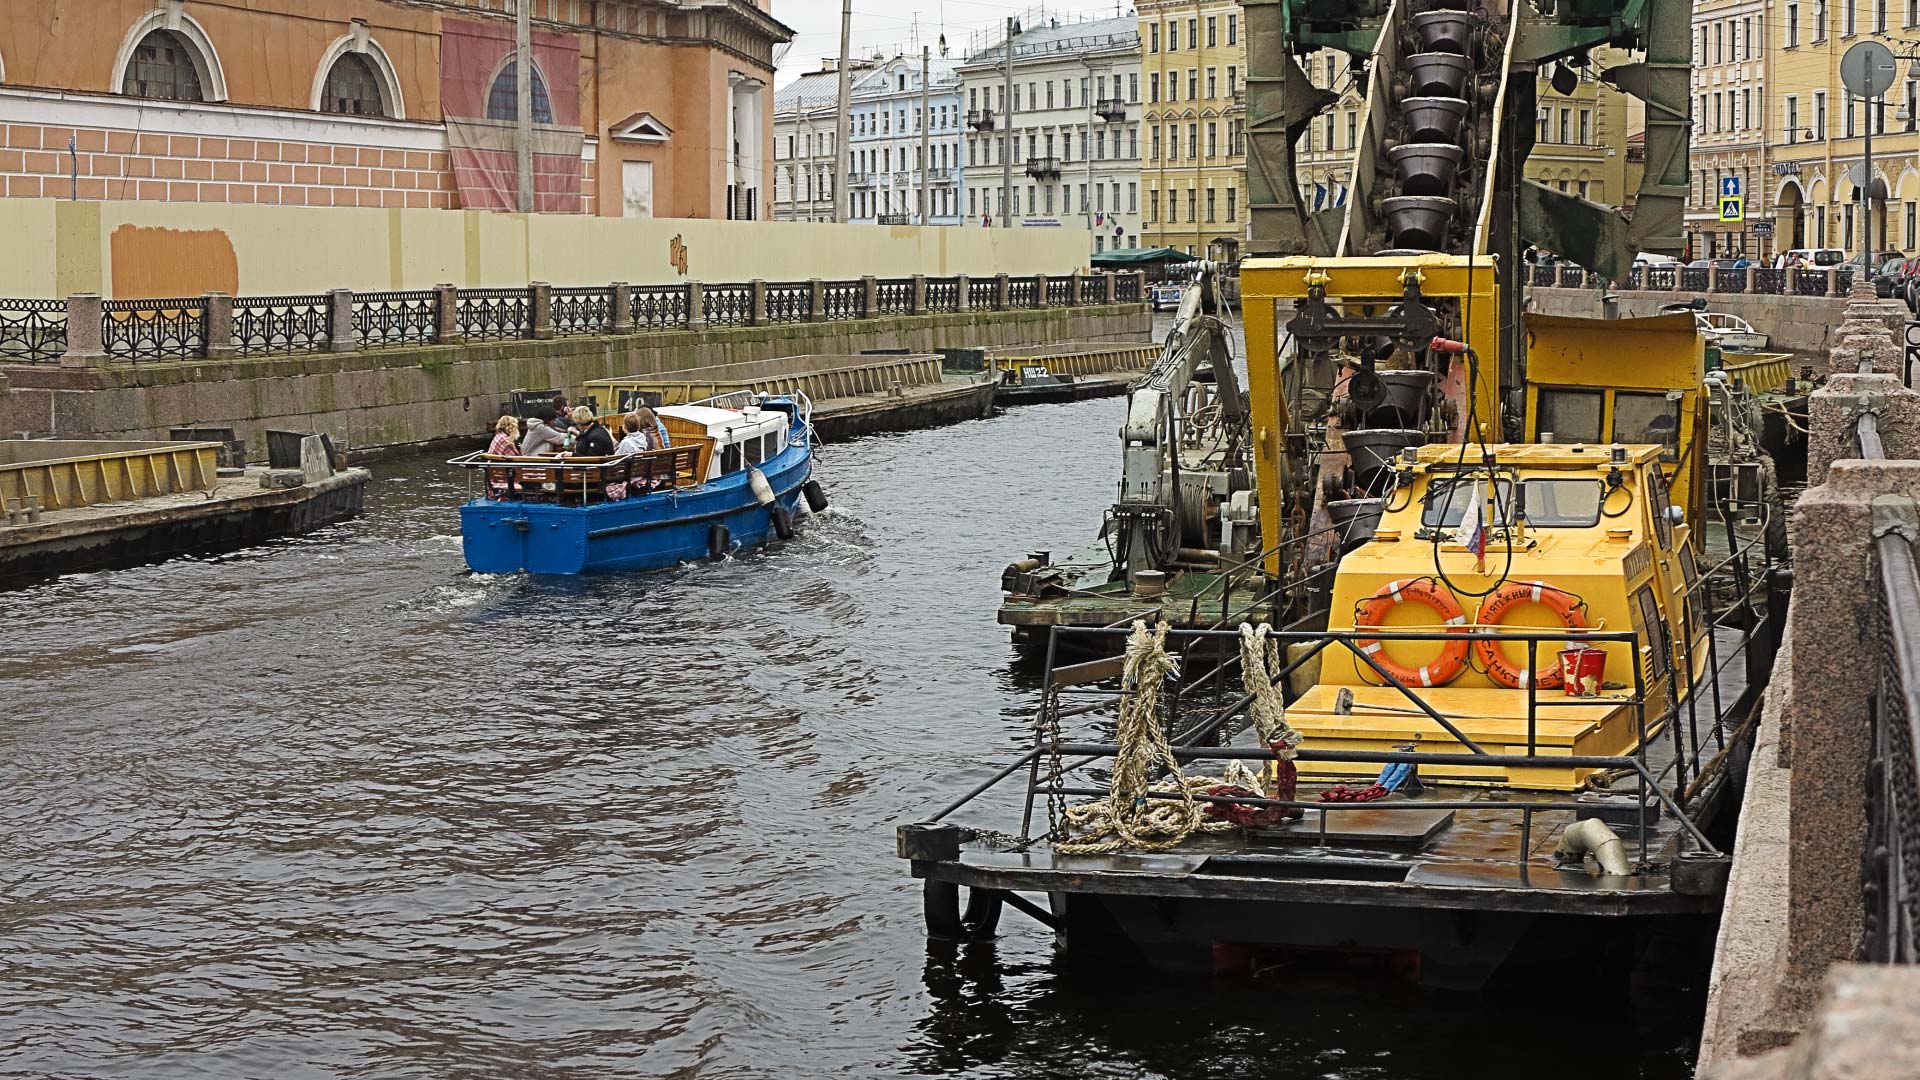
[1864,486,1920,962]
[633,285,689,329]
[0,298,68,364]
[970,278,1002,308]
[102,297,207,361]
[1752,268,1787,294]
[1644,266,1677,290]
[456,287,532,340]
[1045,277,1072,305]
[1558,266,1586,288]
[821,280,865,320]
[235,294,331,355]
[1530,265,1555,287]
[924,277,960,312]
[353,290,437,348]
[1680,266,1710,292]
[552,286,613,336]
[1007,278,1038,307]
[1838,267,1857,293]
[1113,275,1141,302]
[1713,268,1747,292]
[703,284,753,326]
[1794,269,1829,296]
[1083,275,1111,303]
[765,282,813,323]
[874,279,913,315]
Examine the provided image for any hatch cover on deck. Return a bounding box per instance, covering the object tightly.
[1248,807,1457,848]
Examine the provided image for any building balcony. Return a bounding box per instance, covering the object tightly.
[1096,97,1128,121]
[1025,155,1061,180]
[877,213,913,224]
[849,171,877,186]
[968,108,996,131]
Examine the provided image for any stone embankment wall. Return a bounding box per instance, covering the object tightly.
[1526,286,1849,355]
[0,304,1149,458]
[1698,281,1920,1078]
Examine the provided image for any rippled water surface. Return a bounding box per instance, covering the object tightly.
[1,392,1704,1078]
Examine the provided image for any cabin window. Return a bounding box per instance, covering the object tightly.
[762,433,779,460]
[1613,392,1681,458]
[1632,584,1673,683]
[1536,389,1604,443]
[1678,542,1703,646]
[1519,479,1602,527]
[1647,466,1676,548]
[1421,478,1514,528]
[745,435,765,466]
[721,443,743,474]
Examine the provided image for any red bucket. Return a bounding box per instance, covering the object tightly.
[1559,646,1607,696]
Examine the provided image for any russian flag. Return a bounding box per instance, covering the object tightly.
[1454,479,1488,571]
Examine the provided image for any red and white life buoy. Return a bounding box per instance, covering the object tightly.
[1353,578,1469,687]
[1473,580,1589,688]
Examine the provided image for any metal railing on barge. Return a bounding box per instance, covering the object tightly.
[910,523,1782,908]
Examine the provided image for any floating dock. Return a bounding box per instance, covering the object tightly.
[584,353,995,441]
[0,438,368,581]
[947,342,1159,406]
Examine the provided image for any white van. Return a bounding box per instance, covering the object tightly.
[1773,248,1847,269]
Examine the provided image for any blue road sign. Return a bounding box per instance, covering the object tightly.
[1720,176,1742,197]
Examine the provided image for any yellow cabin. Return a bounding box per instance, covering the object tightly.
[1287,442,1711,791]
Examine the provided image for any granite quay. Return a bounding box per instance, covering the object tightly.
[0,274,1150,459]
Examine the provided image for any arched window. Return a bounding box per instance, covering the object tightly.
[320,53,388,117]
[122,29,204,101]
[486,60,552,124]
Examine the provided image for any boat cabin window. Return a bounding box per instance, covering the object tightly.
[1536,389,1604,444]
[1613,392,1681,459]
[745,433,765,466]
[1519,478,1603,527]
[720,442,744,474]
[1632,584,1673,683]
[1421,478,1513,528]
[1679,542,1703,645]
[1647,467,1675,548]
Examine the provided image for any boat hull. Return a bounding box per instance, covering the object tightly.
[458,437,812,575]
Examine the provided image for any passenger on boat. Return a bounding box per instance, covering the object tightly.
[551,395,577,432]
[615,413,651,454]
[488,415,520,457]
[520,408,567,455]
[637,406,671,449]
[571,406,615,456]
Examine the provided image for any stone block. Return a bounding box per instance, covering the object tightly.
[260,468,304,489]
[1806,374,1920,484]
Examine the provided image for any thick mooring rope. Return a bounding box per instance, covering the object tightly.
[1240,623,1300,756]
[1055,620,1254,855]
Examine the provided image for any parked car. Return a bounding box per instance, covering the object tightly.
[1871,256,1908,299]
[1774,248,1848,269]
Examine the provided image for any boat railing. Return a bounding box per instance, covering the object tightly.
[446,445,703,504]
[920,619,1748,882]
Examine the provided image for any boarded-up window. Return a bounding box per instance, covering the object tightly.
[321,54,388,117]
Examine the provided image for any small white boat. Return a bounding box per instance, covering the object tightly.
[1695,311,1769,352]
[1148,283,1184,311]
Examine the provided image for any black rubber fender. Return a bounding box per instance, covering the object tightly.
[707,523,730,561]
[923,879,1003,941]
[802,479,829,514]
[770,505,796,541]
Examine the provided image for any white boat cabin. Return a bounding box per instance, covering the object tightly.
[658,404,791,481]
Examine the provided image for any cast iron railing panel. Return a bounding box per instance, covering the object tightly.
[353,290,437,348]
[821,280,865,320]
[456,287,532,340]
[633,285,689,329]
[765,282,812,323]
[703,284,753,326]
[970,278,1002,308]
[874,280,913,315]
[1113,275,1140,302]
[924,277,960,312]
[0,298,68,363]
[102,297,207,361]
[1045,277,1072,306]
[1530,265,1555,287]
[552,286,613,336]
[1713,268,1746,292]
[1007,278,1038,308]
[1866,528,1920,964]
[1794,269,1829,296]
[1753,268,1787,294]
[235,294,331,355]
[1681,266,1710,292]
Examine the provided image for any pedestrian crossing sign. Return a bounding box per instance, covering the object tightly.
[1718,195,1745,222]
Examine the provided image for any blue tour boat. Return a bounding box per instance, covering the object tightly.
[452,392,823,575]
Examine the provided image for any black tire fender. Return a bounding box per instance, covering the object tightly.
[770,505,795,541]
[923,879,1003,941]
[708,523,731,561]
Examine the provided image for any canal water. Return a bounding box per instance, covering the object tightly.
[0,394,1707,1077]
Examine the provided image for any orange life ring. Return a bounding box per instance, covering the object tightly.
[1353,578,1469,687]
[1473,580,1589,688]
